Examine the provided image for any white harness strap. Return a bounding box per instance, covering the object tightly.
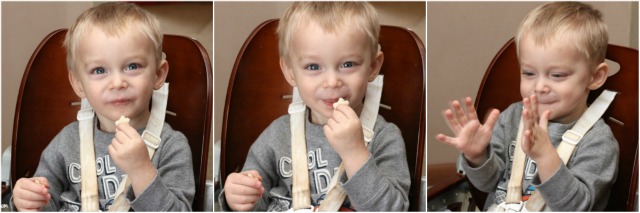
[78,99,99,212]
[505,120,526,205]
[289,87,313,211]
[497,90,617,212]
[290,76,384,211]
[79,83,169,211]
[359,75,384,144]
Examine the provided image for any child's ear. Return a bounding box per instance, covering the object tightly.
[153,60,169,89]
[588,62,609,90]
[280,58,297,87]
[68,71,86,98]
[368,51,384,81]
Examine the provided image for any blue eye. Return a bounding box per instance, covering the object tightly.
[340,62,354,68]
[125,63,139,70]
[306,64,320,71]
[92,67,106,75]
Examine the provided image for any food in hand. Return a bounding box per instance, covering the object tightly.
[332,98,349,109]
[115,116,130,126]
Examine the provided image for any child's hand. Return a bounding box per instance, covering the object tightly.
[522,95,560,182]
[13,177,51,211]
[224,170,264,211]
[324,104,370,177]
[436,97,500,166]
[108,122,155,181]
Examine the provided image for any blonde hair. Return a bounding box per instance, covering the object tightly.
[277,2,380,60]
[516,2,608,66]
[64,2,163,71]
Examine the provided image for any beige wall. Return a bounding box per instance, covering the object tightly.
[214,2,426,175]
[1,2,214,180]
[427,2,638,165]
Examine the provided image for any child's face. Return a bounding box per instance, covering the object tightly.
[519,35,600,124]
[68,26,167,131]
[281,21,382,125]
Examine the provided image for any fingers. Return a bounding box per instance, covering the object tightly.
[435,134,456,146]
[329,110,347,125]
[436,120,481,149]
[452,100,469,125]
[333,104,357,118]
[17,178,49,195]
[115,124,138,141]
[242,170,264,183]
[32,177,50,189]
[522,108,532,132]
[443,109,462,135]
[483,109,500,132]
[225,171,263,212]
[228,180,263,196]
[530,95,539,121]
[465,97,479,121]
[228,172,262,190]
[14,178,51,211]
[522,130,532,154]
[539,110,551,130]
[229,202,258,211]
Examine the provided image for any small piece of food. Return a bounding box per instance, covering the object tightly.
[332,98,349,109]
[115,116,130,126]
[247,173,259,181]
[34,179,48,188]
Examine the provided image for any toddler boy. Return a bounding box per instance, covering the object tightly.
[12,2,194,211]
[437,2,618,211]
[220,2,410,211]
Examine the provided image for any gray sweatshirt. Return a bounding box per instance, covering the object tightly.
[219,112,410,211]
[461,102,619,211]
[25,119,195,211]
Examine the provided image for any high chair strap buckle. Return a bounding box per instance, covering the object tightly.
[142,130,161,149]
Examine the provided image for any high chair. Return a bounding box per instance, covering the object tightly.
[220,19,425,211]
[429,38,638,211]
[10,29,212,211]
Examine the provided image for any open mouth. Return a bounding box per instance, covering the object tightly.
[323,97,345,107]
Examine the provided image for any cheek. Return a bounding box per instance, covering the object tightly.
[520,81,530,98]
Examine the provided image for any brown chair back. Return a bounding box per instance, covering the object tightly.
[474,38,638,211]
[220,19,425,211]
[11,29,212,211]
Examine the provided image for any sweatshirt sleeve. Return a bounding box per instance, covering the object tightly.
[127,131,195,211]
[340,122,410,211]
[29,127,74,211]
[533,121,619,211]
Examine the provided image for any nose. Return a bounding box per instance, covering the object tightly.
[533,78,549,94]
[110,72,128,89]
[323,70,343,88]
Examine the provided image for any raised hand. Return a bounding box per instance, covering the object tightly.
[224,170,265,211]
[324,104,370,178]
[109,122,157,195]
[521,95,560,182]
[436,97,500,166]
